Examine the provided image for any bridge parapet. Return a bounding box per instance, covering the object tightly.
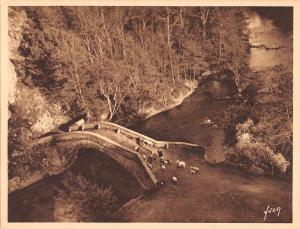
[9,130,158,193]
[68,121,200,149]
[9,121,203,194]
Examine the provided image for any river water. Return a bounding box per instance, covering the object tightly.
[9,9,292,222]
[133,9,293,163]
[247,11,292,71]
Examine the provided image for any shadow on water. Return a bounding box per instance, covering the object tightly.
[8,149,144,222]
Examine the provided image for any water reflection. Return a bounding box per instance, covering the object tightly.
[248,11,292,70]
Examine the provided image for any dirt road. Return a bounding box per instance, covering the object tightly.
[115,147,292,223]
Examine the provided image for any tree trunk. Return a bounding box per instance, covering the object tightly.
[201,8,209,44]
[167,7,175,84]
[217,9,223,64]
[70,65,91,120]
[101,9,114,59]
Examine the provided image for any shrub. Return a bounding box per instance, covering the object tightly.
[54,172,119,222]
[271,153,290,174]
[8,143,49,179]
[227,118,290,175]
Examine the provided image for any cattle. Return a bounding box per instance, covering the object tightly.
[158,150,164,158]
[172,176,178,183]
[176,160,186,168]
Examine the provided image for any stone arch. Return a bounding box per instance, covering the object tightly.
[52,131,157,191]
[70,147,145,200]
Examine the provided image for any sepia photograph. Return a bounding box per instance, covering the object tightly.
[5,4,294,223]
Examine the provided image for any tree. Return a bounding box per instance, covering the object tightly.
[13,6,251,122]
[257,69,293,160]
[216,7,249,89]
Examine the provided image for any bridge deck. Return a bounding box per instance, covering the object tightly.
[9,121,202,193]
[66,122,202,173]
[93,128,145,152]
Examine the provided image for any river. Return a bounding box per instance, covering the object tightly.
[132,8,293,163]
[8,8,293,222]
[115,10,292,222]
[247,10,292,71]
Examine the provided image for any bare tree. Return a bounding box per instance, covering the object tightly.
[217,8,223,64]
[98,75,126,120]
[200,8,210,42]
[189,7,210,43]
[69,64,91,120]
[100,9,114,59]
[157,7,180,83]
[81,32,94,64]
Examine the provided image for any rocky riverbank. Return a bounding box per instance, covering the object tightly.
[142,80,198,119]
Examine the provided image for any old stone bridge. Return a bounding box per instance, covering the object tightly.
[9,121,201,193]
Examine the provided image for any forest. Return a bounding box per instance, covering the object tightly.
[8,6,292,182]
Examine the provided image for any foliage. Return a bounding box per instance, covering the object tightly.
[243,66,293,163]
[8,83,67,178]
[12,6,250,122]
[226,118,290,175]
[224,63,292,178]
[8,143,49,179]
[9,6,251,180]
[54,172,119,221]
